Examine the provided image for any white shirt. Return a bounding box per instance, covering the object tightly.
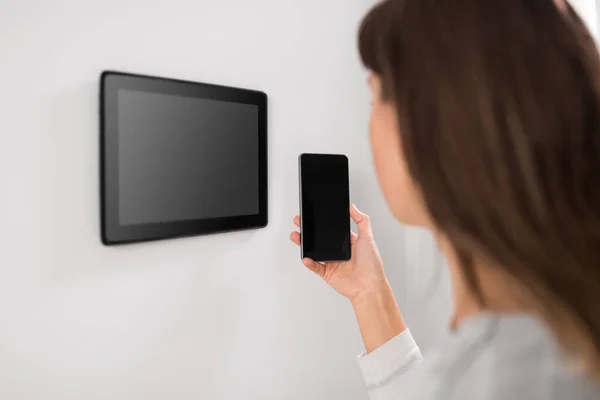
[357,314,600,400]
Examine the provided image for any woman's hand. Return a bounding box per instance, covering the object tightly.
[290,204,406,353]
[289,204,387,304]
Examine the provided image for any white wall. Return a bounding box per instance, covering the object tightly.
[0,1,449,399]
[571,0,599,39]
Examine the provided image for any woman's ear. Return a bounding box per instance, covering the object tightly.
[555,0,567,12]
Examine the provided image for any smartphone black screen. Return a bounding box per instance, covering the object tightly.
[299,154,351,262]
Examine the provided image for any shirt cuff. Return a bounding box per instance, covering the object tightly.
[357,329,423,387]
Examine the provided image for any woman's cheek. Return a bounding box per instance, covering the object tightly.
[370,112,403,213]
[370,109,428,226]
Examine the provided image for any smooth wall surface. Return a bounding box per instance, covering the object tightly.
[0,1,449,399]
[572,0,599,39]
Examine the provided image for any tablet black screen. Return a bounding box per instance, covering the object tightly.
[117,90,259,225]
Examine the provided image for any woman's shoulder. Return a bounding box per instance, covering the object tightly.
[411,314,600,400]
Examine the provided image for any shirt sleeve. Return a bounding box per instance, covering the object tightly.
[357,329,423,399]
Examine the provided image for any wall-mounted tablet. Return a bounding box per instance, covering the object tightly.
[100,71,268,245]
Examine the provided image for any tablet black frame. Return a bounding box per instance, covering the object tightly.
[100,71,268,245]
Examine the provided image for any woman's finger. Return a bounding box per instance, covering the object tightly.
[302,258,326,279]
[293,215,300,228]
[290,231,301,246]
[351,231,358,244]
[350,204,373,238]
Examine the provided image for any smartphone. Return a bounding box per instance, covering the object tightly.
[299,153,351,262]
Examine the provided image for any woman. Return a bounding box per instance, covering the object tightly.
[290,0,600,399]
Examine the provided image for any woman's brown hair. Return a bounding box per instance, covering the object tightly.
[359,0,600,377]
